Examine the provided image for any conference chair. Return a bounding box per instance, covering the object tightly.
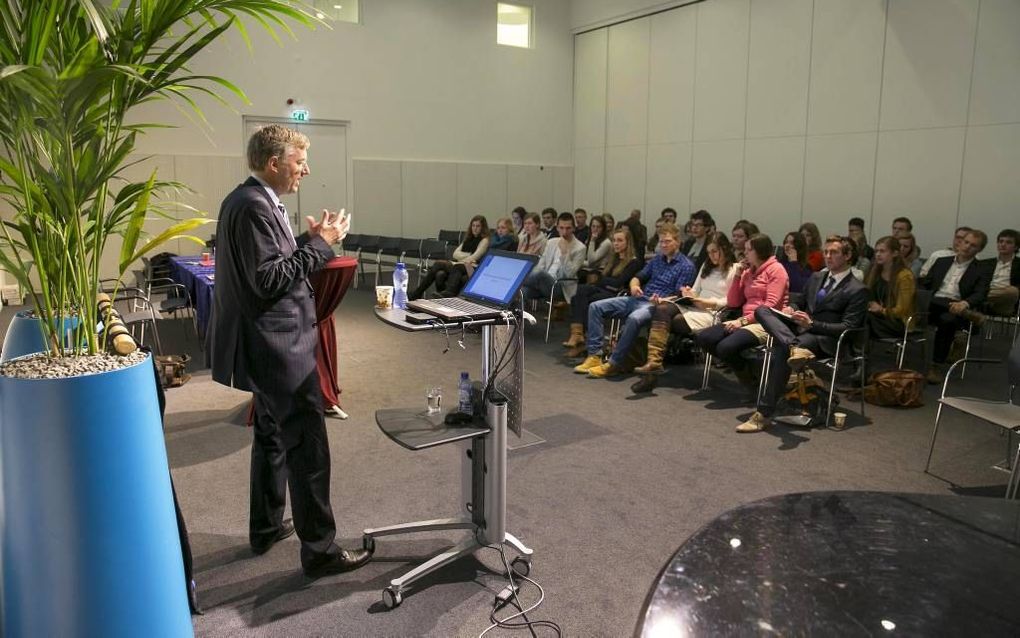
[925,342,1020,499]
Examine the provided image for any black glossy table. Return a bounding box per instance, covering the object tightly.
[637,491,1020,636]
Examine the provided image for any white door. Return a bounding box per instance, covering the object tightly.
[242,117,349,235]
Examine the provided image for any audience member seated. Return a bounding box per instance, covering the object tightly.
[576,214,612,284]
[982,228,1020,317]
[897,233,924,278]
[540,207,558,238]
[602,212,616,232]
[892,216,920,256]
[510,206,526,235]
[573,208,590,244]
[489,217,518,252]
[627,209,648,251]
[517,212,548,257]
[730,220,759,262]
[919,226,972,278]
[574,223,696,378]
[779,231,812,294]
[846,235,866,280]
[799,222,824,271]
[562,227,643,357]
[631,232,739,392]
[646,216,667,257]
[848,217,874,263]
[864,236,915,339]
[661,207,678,225]
[919,229,991,383]
[741,236,869,433]
[409,215,490,299]
[520,212,587,304]
[681,209,713,271]
[695,233,789,389]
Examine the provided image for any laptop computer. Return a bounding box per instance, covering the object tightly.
[405,250,539,321]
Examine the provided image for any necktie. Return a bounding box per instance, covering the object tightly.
[816,275,835,302]
[277,203,296,246]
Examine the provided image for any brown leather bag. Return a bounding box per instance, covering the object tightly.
[862,369,924,407]
[155,354,191,388]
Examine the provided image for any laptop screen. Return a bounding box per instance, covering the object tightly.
[460,250,537,306]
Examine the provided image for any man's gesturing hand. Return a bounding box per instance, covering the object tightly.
[307,208,348,245]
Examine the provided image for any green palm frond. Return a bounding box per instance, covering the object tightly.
[0,0,323,356]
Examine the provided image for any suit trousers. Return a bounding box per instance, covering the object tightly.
[250,370,339,568]
[928,298,969,364]
[754,308,833,416]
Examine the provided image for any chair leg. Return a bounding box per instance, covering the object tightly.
[544,287,555,343]
[960,325,973,379]
[1007,436,1020,499]
[756,337,773,409]
[701,353,712,391]
[823,348,841,428]
[924,404,946,473]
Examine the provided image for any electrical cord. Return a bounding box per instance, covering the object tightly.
[477,544,560,637]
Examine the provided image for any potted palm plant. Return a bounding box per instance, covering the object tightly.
[0,1,319,635]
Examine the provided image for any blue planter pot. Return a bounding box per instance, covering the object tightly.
[0,353,192,637]
[0,312,79,362]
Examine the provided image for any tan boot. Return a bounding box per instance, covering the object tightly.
[573,355,602,374]
[562,323,585,348]
[634,322,670,374]
[736,411,769,433]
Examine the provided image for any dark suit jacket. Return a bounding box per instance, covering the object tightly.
[793,270,869,352]
[206,177,335,394]
[981,256,1020,288]
[680,237,708,271]
[920,256,991,308]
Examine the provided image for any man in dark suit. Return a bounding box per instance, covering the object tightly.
[982,229,1020,317]
[206,124,371,578]
[920,229,991,383]
[680,209,713,271]
[740,236,869,433]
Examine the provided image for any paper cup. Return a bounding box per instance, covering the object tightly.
[375,285,394,309]
[833,411,847,429]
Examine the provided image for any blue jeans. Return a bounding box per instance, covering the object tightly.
[586,296,653,365]
[521,270,560,302]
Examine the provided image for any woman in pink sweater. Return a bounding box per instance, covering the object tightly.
[695,233,789,387]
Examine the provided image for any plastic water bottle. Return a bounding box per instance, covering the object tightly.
[458,372,472,414]
[393,262,409,309]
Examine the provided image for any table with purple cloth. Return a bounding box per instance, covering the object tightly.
[168,256,215,337]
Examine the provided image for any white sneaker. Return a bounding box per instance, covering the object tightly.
[325,405,349,420]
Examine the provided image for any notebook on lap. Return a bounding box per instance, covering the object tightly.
[406,250,538,322]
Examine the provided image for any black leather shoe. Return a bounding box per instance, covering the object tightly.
[303,548,373,578]
[631,375,658,394]
[251,519,295,555]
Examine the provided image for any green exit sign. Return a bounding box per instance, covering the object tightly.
[291,109,310,122]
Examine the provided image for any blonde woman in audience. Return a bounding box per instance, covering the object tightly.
[489,217,518,252]
[864,236,915,339]
[897,233,923,278]
[695,233,789,388]
[632,232,739,382]
[563,227,643,357]
[409,215,489,299]
[517,211,548,257]
[799,222,824,271]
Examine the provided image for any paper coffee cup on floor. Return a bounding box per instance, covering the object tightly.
[376,285,394,309]
[833,412,847,429]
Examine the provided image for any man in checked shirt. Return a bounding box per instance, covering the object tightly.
[574,223,697,378]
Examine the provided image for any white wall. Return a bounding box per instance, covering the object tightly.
[573,0,1020,258]
[115,0,576,273]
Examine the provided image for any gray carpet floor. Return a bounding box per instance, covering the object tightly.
[2,292,1015,636]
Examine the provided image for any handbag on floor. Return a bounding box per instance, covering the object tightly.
[156,354,191,388]
[861,369,924,408]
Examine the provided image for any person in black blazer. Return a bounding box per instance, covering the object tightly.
[680,209,713,272]
[982,229,1020,317]
[206,124,371,578]
[919,229,991,383]
[741,236,869,433]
